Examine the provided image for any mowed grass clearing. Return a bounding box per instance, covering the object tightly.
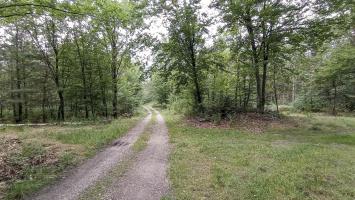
[0,114,143,200]
[165,112,355,200]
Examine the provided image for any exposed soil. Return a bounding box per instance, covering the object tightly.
[103,110,170,200]
[28,113,152,200]
[0,135,22,198]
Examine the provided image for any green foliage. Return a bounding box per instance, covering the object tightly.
[0,0,146,122]
[294,40,355,113]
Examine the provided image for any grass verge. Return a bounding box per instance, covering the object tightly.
[164,111,355,200]
[0,113,145,200]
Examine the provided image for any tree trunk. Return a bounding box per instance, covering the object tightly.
[332,79,337,115]
[260,20,270,114]
[245,15,262,112]
[57,90,65,121]
[98,63,108,118]
[292,77,296,102]
[192,65,202,111]
[75,37,89,119]
[235,67,240,110]
[42,71,48,123]
[243,77,251,112]
[189,35,203,113]
[15,26,23,123]
[273,65,279,115]
[260,60,267,113]
[88,68,95,117]
[0,102,2,119]
[111,40,119,119]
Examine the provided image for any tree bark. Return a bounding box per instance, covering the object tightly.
[244,14,262,112]
[273,65,279,115]
[332,79,337,115]
[97,61,108,118]
[42,71,48,123]
[15,26,23,123]
[111,39,119,119]
[74,35,89,118]
[189,33,203,113]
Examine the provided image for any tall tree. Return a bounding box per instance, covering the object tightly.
[155,0,208,113]
[213,0,342,113]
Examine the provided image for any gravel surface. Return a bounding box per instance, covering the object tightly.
[103,110,170,200]
[28,112,152,200]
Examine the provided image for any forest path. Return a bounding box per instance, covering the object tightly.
[102,109,170,200]
[28,108,152,200]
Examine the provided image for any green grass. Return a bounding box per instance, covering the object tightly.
[1,114,145,200]
[132,113,155,153]
[164,111,355,200]
[52,116,142,156]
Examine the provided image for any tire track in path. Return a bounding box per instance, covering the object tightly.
[103,109,170,200]
[29,109,152,200]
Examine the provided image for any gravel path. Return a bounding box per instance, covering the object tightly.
[29,111,152,200]
[103,110,170,200]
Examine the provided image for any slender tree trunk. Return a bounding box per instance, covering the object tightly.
[54,71,65,121]
[235,67,240,110]
[14,26,23,123]
[57,90,65,121]
[23,80,28,120]
[332,79,337,115]
[0,102,2,119]
[292,77,296,102]
[88,69,95,117]
[244,78,251,112]
[273,65,279,115]
[15,55,23,123]
[75,37,89,119]
[42,88,47,123]
[111,40,119,119]
[10,68,16,121]
[260,60,267,113]
[42,71,48,123]
[98,63,108,118]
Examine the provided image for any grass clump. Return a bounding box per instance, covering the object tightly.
[53,117,141,156]
[132,113,155,153]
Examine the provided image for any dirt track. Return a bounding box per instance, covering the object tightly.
[29,111,152,200]
[103,109,170,200]
[29,108,170,200]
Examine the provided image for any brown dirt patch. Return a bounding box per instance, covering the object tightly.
[0,135,22,181]
[186,113,298,133]
[0,135,82,189]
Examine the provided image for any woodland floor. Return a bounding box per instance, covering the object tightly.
[1,108,355,200]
